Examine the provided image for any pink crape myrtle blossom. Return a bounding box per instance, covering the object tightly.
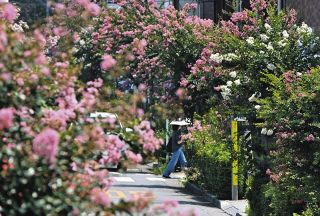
[100,54,116,70]
[129,191,154,212]
[0,108,14,130]
[231,10,249,23]
[90,187,111,206]
[99,134,126,165]
[86,3,101,17]
[305,134,315,142]
[134,121,163,152]
[33,128,59,163]
[125,150,142,164]
[250,0,267,12]
[1,4,17,22]
[42,109,74,131]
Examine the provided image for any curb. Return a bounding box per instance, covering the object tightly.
[184,182,246,216]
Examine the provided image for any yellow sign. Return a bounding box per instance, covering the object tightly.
[231,120,238,186]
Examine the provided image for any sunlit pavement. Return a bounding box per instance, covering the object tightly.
[108,170,229,216]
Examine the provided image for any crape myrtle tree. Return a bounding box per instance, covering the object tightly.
[0,2,199,215]
[74,0,214,119]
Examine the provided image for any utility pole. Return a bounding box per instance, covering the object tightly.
[46,0,49,17]
[277,0,282,14]
[173,0,179,10]
[236,0,242,12]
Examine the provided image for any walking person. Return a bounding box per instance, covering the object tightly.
[162,120,188,178]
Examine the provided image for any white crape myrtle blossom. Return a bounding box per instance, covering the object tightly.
[260,34,269,42]
[297,22,313,35]
[79,39,86,46]
[282,30,289,39]
[210,53,223,64]
[264,23,272,32]
[296,72,302,76]
[11,23,23,32]
[246,37,255,45]
[226,80,233,87]
[277,40,287,47]
[267,63,276,70]
[234,79,241,85]
[261,128,267,135]
[267,129,274,136]
[248,92,258,102]
[260,50,265,54]
[220,85,231,100]
[254,105,261,110]
[224,53,238,62]
[229,71,237,78]
[266,42,274,51]
[221,92,229,100]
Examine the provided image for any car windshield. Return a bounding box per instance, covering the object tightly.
[89,112,122,129]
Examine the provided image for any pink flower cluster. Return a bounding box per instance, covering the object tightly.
[74,0,101,16]
[125,150,142,164]
[134,121,163,152]
[101,54,116,71]
[0,4,17,22]
[42,109,73,131]
[305,134,315,142]
[90,187,110,206]
[0,108,14,130]
[33,128,59,163]
[250,0,267,12]
[231,11,249,23]
[283,71,296,83]
[99,134,126,165]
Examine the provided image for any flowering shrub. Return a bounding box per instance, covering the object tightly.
[256,68,320,215]
[180,0,320,214]
[184,109,233,199]
[0,2,166,215]
[186,1,320,119]
[74,0,213,114]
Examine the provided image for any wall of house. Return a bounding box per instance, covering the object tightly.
[286,0,320,29]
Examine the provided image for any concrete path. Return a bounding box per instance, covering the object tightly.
[109,171,229,216]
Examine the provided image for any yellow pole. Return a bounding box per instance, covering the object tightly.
[231,120,238,200]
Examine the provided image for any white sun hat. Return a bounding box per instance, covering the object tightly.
[170,119,190,126]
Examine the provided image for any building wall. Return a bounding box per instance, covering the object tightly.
[286,0,320,29]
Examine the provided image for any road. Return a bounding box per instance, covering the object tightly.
[108,170,229,216]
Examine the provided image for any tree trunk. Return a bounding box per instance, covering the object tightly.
[173,0,179,10]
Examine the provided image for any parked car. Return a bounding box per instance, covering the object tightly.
[106,0,122,10]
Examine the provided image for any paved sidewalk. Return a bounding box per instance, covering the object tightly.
[137,162,248,216]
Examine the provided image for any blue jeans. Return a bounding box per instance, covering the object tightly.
[163,146,187,177]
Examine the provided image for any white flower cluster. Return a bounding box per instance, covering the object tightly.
[10,20,29,33]
[246,37,254,45]
[219,71,242,100]
[210,52,239,63]
[297,22,313,35]
[48,35,60,48]
[264,23,272,33]
[267,63,276,70]
[220,85,231,100]
[261,128,274,136]
[248,92,261,102]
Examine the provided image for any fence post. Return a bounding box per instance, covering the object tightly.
[231,120,239,200]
